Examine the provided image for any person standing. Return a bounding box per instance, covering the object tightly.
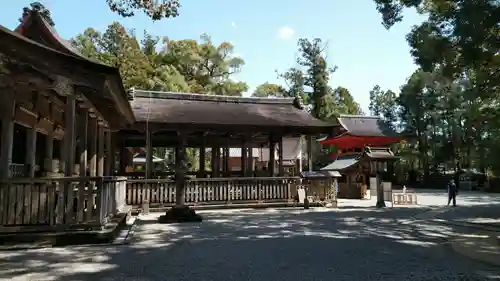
[447,179,458,207]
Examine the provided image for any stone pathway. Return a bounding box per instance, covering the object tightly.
[1,207,499,281]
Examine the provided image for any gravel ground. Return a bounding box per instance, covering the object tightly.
[0,206,499,281]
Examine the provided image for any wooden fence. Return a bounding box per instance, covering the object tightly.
[0,176,127,230]
[126,177,300,206]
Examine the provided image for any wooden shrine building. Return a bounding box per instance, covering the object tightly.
[319,115,405,199]
[321,147,399,198]
[121,90,336,208]
[0,10,134,232]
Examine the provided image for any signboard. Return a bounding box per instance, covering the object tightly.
[383,182,393,207]
[369,177,377,197]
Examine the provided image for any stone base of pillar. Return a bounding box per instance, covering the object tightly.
[158,205,203,224]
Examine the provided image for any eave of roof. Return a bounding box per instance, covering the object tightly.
[364,147,399,160]
[14,11,135,126]
[320,154,361,171]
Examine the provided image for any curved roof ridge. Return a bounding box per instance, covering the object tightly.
[132,89,297,105]
[339,114,380,119]
[16,10,105,65]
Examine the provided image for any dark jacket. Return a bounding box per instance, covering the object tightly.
[447,182,457,194]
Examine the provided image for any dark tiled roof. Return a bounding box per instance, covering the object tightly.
[337,115,399,137]
[320,154,360,171]
[129,91,333,130]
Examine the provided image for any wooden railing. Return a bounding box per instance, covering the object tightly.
[126,177,300,206]
[0,176,127,229]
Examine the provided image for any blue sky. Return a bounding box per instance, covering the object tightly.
[1,0,425,113]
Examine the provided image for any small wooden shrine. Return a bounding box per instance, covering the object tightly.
[319,115,404,199]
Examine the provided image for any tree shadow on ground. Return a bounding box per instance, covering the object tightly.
[435,203,500,228]
[0,207,499,281]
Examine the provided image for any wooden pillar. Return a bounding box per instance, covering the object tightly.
[278,136,284,176]
[296,138,303,176]
[175,132,187,206]
[44,133,54,176]
[241,144,247,177]
[199,146,205,178]
[223,147,229,176]
[268,137,276,177]
[211,146,217,177]
[247,145,253,176]
[63,95,76,177]
[97,124,105,177]
[145,128,153,179]
[104,129,113,176]
[108,132,116,176]
[78,109,88,177]
[88,117,98,176]
[25,125,37,178]
[307,135,313,172]
[0,95,15,179]
[215,146,221,177]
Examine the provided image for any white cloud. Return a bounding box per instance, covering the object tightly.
[231,22,237,29]
[278,26,295,40]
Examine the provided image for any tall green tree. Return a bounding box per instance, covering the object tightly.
[107,0,180,20]
[252,82,286,97]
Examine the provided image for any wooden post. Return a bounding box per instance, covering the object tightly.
[78,109,88,177]
[77,109,88,221]
[247,145,253,176]
[199,146,205,178]
[307,135,313,172]
[215,146,221,177]
[175,132,187,206]
[211,146,217,178]
[108,131,116,176]
[145,128,152,179]
[97,124,105,176]
[44,133,54,176]
[223,147,229,176]
[88,117,98,176]
[278,136,284,176]
[241,145,247,177]
[104,129,112,176]
[62,93,76,224]
[268,137,276,177]
[63,95,76,177]
[25,125,37,178]
[0,94,15,179]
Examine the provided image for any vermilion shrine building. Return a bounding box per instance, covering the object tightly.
[320,115,403,199]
